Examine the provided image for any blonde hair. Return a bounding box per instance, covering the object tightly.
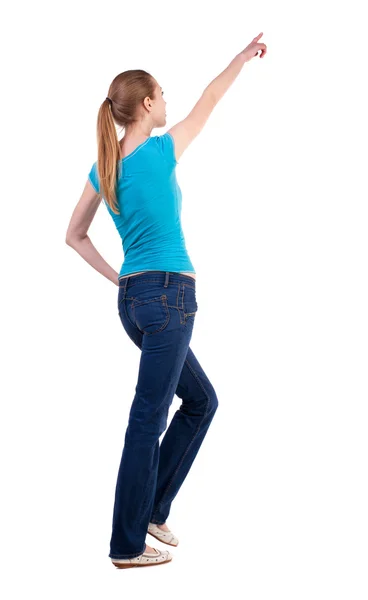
[94,69,156,214]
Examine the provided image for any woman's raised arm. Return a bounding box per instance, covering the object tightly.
[168,32,267,162]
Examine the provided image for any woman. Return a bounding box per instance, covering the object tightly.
[66,33,267,569]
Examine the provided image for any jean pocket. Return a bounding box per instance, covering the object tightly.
[183,285,198,318]
[132,295,170,335]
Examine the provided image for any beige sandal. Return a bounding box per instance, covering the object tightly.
[111,546,173,569]
[147,522,179,546]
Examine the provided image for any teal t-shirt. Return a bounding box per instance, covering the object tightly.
[88,132,196,278]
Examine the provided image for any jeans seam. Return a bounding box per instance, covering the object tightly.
[155,357,211,513]
[122,298,137,330]
[120,298,140,345]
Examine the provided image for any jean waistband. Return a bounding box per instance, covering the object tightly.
[118,271,196,290]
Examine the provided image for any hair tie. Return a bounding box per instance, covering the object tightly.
[106,97,112,104]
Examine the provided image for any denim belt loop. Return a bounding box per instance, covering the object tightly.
[164,271,169,288]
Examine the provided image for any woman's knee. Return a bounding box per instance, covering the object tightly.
[207,385,219,414]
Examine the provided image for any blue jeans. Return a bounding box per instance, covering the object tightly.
[109,271,219,559]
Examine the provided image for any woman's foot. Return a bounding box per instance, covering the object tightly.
[147,522,179,546]
[156,522,170,532]
[144,543,159,554]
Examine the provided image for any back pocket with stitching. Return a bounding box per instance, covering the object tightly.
[132,295,170,335]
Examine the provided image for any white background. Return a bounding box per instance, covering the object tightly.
[2,0,368,598]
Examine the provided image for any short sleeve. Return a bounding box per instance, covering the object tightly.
[156,132,178,168]
[88,161,100,194]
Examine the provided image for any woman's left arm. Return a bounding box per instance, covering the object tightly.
[66,235,119,286]
[66,180,119,286]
